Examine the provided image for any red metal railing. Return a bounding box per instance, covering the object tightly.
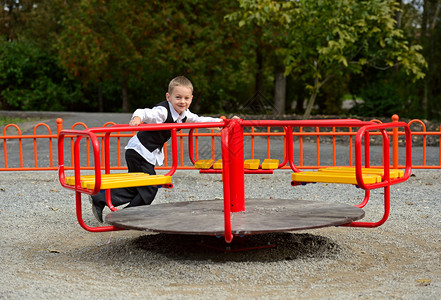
[57,119,412,240]
[1,114,440,171]
[58,121,225,233]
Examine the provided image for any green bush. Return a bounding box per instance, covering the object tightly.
[350,82,400,117]
[0,38,84,111]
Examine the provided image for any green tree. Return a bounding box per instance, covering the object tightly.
[55,0,254,113]
[56,1,150,112]
[419,0,441,119]
[149,1,254,113]
[0,1,88,111]
[227,2,292,115]
[230,0,426,119]
[0,38,84,110]
[0,0,38,41]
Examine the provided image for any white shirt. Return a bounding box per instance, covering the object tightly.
[125,102,222,166]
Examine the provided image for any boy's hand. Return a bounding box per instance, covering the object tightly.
[129,116,141,126]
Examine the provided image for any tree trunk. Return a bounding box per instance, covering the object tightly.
[302,71,332,119]
[121,75,130,113]
[303,72,320,119]
[273,66,286,116]
[303,91,318,120]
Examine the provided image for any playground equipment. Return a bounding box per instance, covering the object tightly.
[58,119,412,244]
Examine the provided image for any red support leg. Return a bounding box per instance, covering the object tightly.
[227,119,245,212]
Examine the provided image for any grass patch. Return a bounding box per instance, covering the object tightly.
[0,116,40,126]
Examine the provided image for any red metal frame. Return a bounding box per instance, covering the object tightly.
[58,129,120,232]
[57,118,412,242]
[345,122,412,227]
[218,119,412,239]
[58,121,225,233]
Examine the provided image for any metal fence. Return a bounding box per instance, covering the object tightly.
[1,114,440,171]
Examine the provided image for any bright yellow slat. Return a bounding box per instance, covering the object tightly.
[319,167,404,179]
[244,159,260,170]
[65,173,171,189]
[292,171,382,184]
[195,159,214,169]
[65,173,145,186]
[213,159,223,169]
[262,159,279,170]
[84,175,171,189]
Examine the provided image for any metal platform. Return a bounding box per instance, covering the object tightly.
[105,199,365,235]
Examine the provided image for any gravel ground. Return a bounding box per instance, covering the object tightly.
[0,169,440,299]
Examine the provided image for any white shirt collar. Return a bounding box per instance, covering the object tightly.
[167,101,187,122]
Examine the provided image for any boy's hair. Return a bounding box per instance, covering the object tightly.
[168,76,193,94]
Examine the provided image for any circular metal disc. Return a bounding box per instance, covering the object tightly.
[105,199,364,235]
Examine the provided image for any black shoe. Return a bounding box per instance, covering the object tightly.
[89,195,105,223]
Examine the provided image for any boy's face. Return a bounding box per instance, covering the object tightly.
[166,85,193,115]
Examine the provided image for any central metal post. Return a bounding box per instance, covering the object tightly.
[223,119,245,213]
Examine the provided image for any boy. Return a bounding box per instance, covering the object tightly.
[90,76,225,223]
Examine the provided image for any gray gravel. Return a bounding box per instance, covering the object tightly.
[0,169,440,299]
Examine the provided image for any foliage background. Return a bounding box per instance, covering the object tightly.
[0,0,438,120]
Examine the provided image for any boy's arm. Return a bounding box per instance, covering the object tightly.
[185,112,240,131]
[129,107,168,126]
[185,110,223,123]
[129,116,142,126]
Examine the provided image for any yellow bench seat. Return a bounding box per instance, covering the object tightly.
[195,158,279,170]
[292,171,382,185]
[292,167,404,185]
[319,167,404,179]
[213,159,223,169]
[244,159,260,170]
[262,159,279,169]
[195,159,261,170]
[65,173,172,190]
[194,159,215,169]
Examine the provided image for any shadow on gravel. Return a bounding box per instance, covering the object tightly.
[130,232,342,262]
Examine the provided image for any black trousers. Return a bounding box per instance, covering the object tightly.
[92,149,158,208]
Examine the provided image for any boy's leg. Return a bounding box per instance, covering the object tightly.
[90,186,137,222]
[91,187,137,208]
[125,150,158,208]
[90,149,157,221]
